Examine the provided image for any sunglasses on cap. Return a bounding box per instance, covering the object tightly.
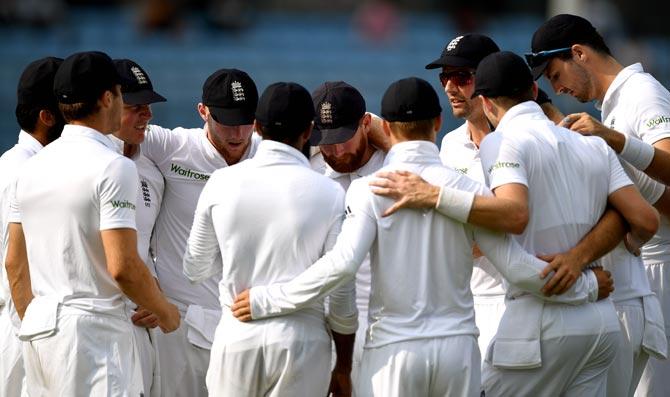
[524,47,572,67]
[439,71,475,87]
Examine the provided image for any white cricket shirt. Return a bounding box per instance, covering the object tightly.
[9,125,139,316]
[250,140,598,350]
[440,122,505,297]
[183,140,356,337]
[310,149,385,320]
[598,63,670,265]
[142,125,261,311]
[0,131,43,310]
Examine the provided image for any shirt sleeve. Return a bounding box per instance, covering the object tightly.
[471,225,598,304]
[249,179,376,329]
[618,157,663,204]
[480,131,529,190]
[98,157,139,231]
[7,179,21,224]
[630,85,670,145]
[141,125,177,166]
[183,172,221,283]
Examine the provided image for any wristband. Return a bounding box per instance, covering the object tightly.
[620,133,654,171]
[435,186,475,223]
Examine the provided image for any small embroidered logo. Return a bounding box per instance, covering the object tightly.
[320,102,333,124]
[231,81,245,102]
[130,66,148,85]
[447,36,464,51]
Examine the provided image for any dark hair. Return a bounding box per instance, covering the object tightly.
[15,104,42,132]
[59,101,101,123]
[257,120,312,146]
[490,85,535,108]
[557,36,612,58]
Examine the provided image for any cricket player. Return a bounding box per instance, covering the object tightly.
[183,81,357,396]
[111,58,168,397]
[0,56,63,397]
[4,51,179,395]
[231,77,614,397]
[528,14,670,395]
[308,81,385,392]
[142,68,261,396]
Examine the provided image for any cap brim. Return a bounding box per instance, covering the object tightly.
[309,123,358,146]
[530,60,549,81]
[425,55,477,70]
[122,90,167,105]
[209,106,255,126]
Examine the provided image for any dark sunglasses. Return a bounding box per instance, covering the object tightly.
[524,47,572,67]
[439,71,475,87]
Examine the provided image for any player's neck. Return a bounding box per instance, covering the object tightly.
[466,115,490,148]
[123,143,139,158]
[593,56,624,102]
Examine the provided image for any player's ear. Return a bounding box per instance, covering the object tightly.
[197,103,208,122]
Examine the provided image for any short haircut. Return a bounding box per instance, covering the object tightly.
[388,118,436,140]
[558,35,612,58]
[257,120,312,146]
[488,85,535,109]
[58,101,101,123]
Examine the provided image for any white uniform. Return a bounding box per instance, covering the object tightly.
[596,63,670,397]
[9,125,142,396]
[0,131,43,397]
[439,123,506,361]
[183,140,357,396]
[110,135,165,397]
[250,140,601,397]
[141,125,261,396]
[310,148,385,389]
[478,101,627,396]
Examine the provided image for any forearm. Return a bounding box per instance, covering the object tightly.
[613,132,670,185]
[115,258,172,318]
[327,278,358,335]
[467,195,528,234]
[563,208,626,269]
[6,259,33,319]
[332,330,355,373]
[473,226,596,304]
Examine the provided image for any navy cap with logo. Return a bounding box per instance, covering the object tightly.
[310,81,366,146]
[255,82,315,136]
[425,34,500,70]
[113,59,166,105]
[381,77,442,122]
[202,68,258,126]
[527,14,603,79]
[17,56,63,108]
[53,51,121,104]
[472,51,533,99]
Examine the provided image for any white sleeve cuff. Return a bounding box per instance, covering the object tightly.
[586,270,599,303]
[620,134,654,171]
[436,186,475,223]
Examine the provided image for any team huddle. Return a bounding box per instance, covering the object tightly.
[1,13,670,397]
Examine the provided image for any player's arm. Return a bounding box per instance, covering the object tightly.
[472,223,611,304]
[231,183,376,323]
[183,175,221,283]
[102,228,180,333]
[5,223,32,319]
[562,113,670,185]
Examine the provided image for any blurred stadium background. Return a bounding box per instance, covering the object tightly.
[1,0,669,151]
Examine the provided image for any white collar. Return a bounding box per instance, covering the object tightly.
[17,130,44,153]
[383,140,441,167]
[253,139,309,167]
[597,63,643,111]
[496,101,546,132]
[60,124,118,151]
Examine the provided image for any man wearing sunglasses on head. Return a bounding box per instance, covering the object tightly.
[529,14,670,397]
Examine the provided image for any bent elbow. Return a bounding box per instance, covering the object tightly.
[508,209,529,235]
[638,207,660,241]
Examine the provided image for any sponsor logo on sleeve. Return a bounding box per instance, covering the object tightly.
[170,163,211,181]
[488,161,520,174]
[455,167,468,174]
[109,199,136,210]
[644,115,670,130]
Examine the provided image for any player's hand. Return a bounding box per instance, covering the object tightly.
[369,171,440,217]
[623,232,642,257]
[367,114,391,153]
[560,112,613,139]
[232,289,252,322]
[328,367,352,397]
[592,266,614,300]
[132,306,160,329]
[157,302,180,333]
[539,252,582,296]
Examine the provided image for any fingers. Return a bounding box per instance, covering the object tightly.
[541,270,563,295]
[382,200,404,217]
[540,262,556,279]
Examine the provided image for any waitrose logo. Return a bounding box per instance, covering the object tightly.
[170,163,210,181]
[109,200,136,210]
[646,115,670,129]
[488,161,520,173]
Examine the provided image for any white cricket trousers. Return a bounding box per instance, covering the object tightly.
[357,335,481,397]
[0,304,24,397]
[206,315,332,397]
[473,294,505,365]
[132,325,160,397]
[635,262,670,397]
[483,333,621,396]
[153,319,209,397]
[23,313,142,396]
[608,299,650,397]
